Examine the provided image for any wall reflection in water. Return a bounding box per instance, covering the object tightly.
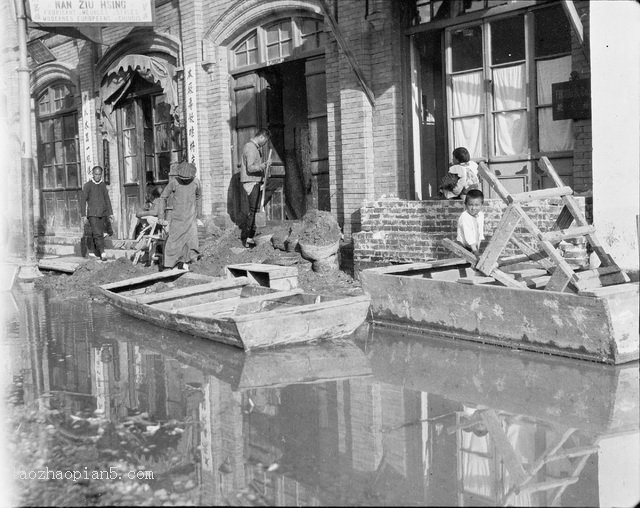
[3,287,639,507]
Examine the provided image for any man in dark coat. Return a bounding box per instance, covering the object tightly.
[81,165,113,260]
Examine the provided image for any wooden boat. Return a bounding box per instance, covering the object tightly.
[361,158,639,364]
[97,267,370,351]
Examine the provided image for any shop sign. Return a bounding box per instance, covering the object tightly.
[185,63,200,171]
[551,78,591,120]
[28,0,154,26]
[81,91,95,175]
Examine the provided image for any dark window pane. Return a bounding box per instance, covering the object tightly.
[53,118,63,141]
[124,101,136,128]
[157,153,171,180]
[491,15,525,65]
[44,165,55,188]
[67,164,79,188]
[55,165,65,187]
[40,121,51,143]
[54,141,63,164]
[44,143,54,165]
[64,140,77,163]
[63,114,77,138]
[535,4,571,57]
[451,25,483,72]
[155,123,171,152]
[154,97,171,122]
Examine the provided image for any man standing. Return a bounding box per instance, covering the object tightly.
[239,128,278,247]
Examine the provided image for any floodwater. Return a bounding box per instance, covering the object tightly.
[2,286,639,507]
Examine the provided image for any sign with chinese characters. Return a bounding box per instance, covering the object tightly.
[552,78,591,120]
[81,91,95,176]
[28,0,154,26]
[185,63,200,172]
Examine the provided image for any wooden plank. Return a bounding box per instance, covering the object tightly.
[477,161,511,204]
[457,276,496,285]
[545,266,573,292]
[476,204,521,274]
[319,0,375,107]
[577,281,638,298]
[510,268,548,280]
[575,271,630,292]
[553,205,574,230]
[540,225,595,244]
[489,268,527,289]
[179,289,303,317]
[137,277,249,305]
[441,238,477,265]
[100,268,187,291]
[38,257,86,274]
[509,186,573,203]
[538,156,565,188]
[226,263,297,277]
[525,275,551,289]
[371,258,464,274]
[498,250,549,267]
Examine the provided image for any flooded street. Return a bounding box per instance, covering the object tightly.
[2,286,639,507]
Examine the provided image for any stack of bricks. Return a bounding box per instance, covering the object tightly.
[353,197,587,275]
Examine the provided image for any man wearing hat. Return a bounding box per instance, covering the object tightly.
[158,161,201,270]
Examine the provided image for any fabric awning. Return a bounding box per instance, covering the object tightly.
[102,54,178,113]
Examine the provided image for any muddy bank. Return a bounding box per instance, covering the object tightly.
[34,225,361,299]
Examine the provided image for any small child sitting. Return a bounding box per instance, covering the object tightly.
[457,189,485,257]
[440,147,480,199]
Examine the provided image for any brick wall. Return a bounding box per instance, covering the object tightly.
[353,197,586,274]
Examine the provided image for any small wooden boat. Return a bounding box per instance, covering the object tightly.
[97,267,370,351]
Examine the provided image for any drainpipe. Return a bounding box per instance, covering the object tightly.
[15,0,41,280]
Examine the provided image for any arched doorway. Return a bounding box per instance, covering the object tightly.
[226,14,330,221]
[97,30,184,238]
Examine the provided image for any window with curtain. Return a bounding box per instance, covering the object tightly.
[446,5,573,167]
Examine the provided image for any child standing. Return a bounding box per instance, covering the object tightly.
[81,165,113,261]
[441,147,480,199]
[158,162,201,271]
[457,189,485,257]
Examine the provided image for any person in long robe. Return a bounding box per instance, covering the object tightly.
[158,162,201,270]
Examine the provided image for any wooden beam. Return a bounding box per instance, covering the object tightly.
[476,204,521,274]
[478,161,511,204]
[538,156,565,188]
[540,225,596,244]
[441,238,477,265]
[319,0,375,107]
[561,0,585,46]
[508,186,573,203]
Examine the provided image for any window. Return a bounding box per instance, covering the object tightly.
[234,31,258,68]
[37,83,80,190]
[446,6,573,162]
[414,0,510,24]
[265,21,292,61]
[230,17,326,71]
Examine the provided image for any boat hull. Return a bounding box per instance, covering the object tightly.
[360,262,639,364]
[98,271,370,351]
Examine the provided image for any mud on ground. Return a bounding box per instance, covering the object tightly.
[35,225,361,299]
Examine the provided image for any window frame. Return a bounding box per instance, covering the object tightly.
[36,82,81,191]
[444,5,573,166]
[229,16,326,73]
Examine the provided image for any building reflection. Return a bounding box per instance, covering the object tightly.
[4,287,639,507]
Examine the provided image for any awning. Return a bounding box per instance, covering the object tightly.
[102,54,178,113]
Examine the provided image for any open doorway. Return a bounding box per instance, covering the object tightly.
[230,56,329,224]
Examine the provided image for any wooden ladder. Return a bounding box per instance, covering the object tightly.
[473,157,629,293]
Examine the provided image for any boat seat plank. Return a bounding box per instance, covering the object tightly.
[178,289,303,317]
[152,287,246,311]
[101,268,186,291]
[137,277,249,304]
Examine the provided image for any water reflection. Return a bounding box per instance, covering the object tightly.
[4,287,639,507]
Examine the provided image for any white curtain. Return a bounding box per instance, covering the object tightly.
[537,56,573,152]
[493,64,528,156]
[451,71,485,158]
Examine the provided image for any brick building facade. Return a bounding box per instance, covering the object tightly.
[6,0,634,269]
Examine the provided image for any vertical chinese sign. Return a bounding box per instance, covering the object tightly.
[185,63,200,173]
[81,90,95,177]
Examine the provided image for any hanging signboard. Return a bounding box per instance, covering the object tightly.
[551,78,591,120]
[28,0,154,26]
[185,63,200,172]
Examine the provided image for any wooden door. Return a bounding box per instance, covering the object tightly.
[117,99,145,237]
[304,57,330,210]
